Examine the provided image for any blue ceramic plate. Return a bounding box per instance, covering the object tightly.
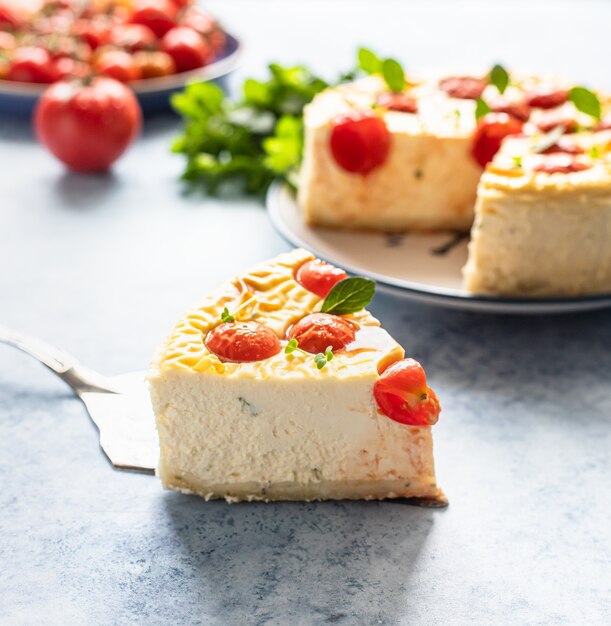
[0,32,241,116]
[267,182,611,314]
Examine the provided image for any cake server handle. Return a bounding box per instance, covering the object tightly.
[0,324,117,394]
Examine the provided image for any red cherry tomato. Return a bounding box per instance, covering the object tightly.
[6,47,59,83]
[34,77,142,173]
[374,359,441,426]
[376,92,418,113]
[0,3,25,30]
[110,23,157,52]
[295,260,347,298]
[133,50,176,78]
[471,112,524,167]
[526,88,568,109]
[330,112,391,175]
[439,76,486,100]
[54,57,91,80]
[535,112,578,134]
[95,49,142,82]
[287,313,356,354]
[206,321,281,363]
[130,0,177,38]
[72,18,111,50]
[532,155,589,174]
[181,6,225,52]
[490,97,530,122]
[161,26,211,72]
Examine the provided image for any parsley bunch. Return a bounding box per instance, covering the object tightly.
[171,64,328,194]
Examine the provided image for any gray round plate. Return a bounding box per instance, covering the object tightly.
[267,182,611,314]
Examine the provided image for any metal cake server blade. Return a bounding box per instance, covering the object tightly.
[0,325,158,473]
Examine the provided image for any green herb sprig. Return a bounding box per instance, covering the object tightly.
[172,64,328,194]
[357,48,405,93]
[285,338,334,370]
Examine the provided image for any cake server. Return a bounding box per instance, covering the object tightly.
[0,325,158,473]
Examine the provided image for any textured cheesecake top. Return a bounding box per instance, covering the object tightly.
[150,249,403,379]
[480,130,611,193]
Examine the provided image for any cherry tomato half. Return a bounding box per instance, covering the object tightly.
[161,26,212,72]
[532,155,590,174]
[295,260,347,298]
[526,88,568,109]
[287,313,356,355]
[206,321,281,363]
[330,112,391,175]
[490,97,530,122]
[535,112,578,134]
[439,76,486,100]
[34,77,142,173]
[374,359,441,426]
[471,112,524,167]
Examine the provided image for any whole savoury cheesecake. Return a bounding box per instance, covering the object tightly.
[148,249,443,503]
[298,63,611,297]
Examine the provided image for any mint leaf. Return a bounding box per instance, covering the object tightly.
[569,86,601,120]
[221,307,235,323]
[321,277,375,315]
[358,48,382,74]
[381,58,405,93]
[475,97,491,121]
[489,64,509,94]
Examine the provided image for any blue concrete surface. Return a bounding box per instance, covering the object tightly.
[1,2,610,624]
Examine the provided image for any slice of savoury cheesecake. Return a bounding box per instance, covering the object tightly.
[148,249,443,502]
[463,130,611,296]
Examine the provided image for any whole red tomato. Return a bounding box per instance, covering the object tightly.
[6,47,59,83]
[34,77,142,173]
[160,26,211,72]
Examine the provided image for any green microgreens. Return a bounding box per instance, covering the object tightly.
[489,64,509,94]
[512,155,523,168]
[358,48,405,93]
[320,276,376,315]
[569,86,601,120]
[475,97,491,121]
[589,145,601,159]
[285,339,334,370]
[314,346,335,370]
[220,307,235,323]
